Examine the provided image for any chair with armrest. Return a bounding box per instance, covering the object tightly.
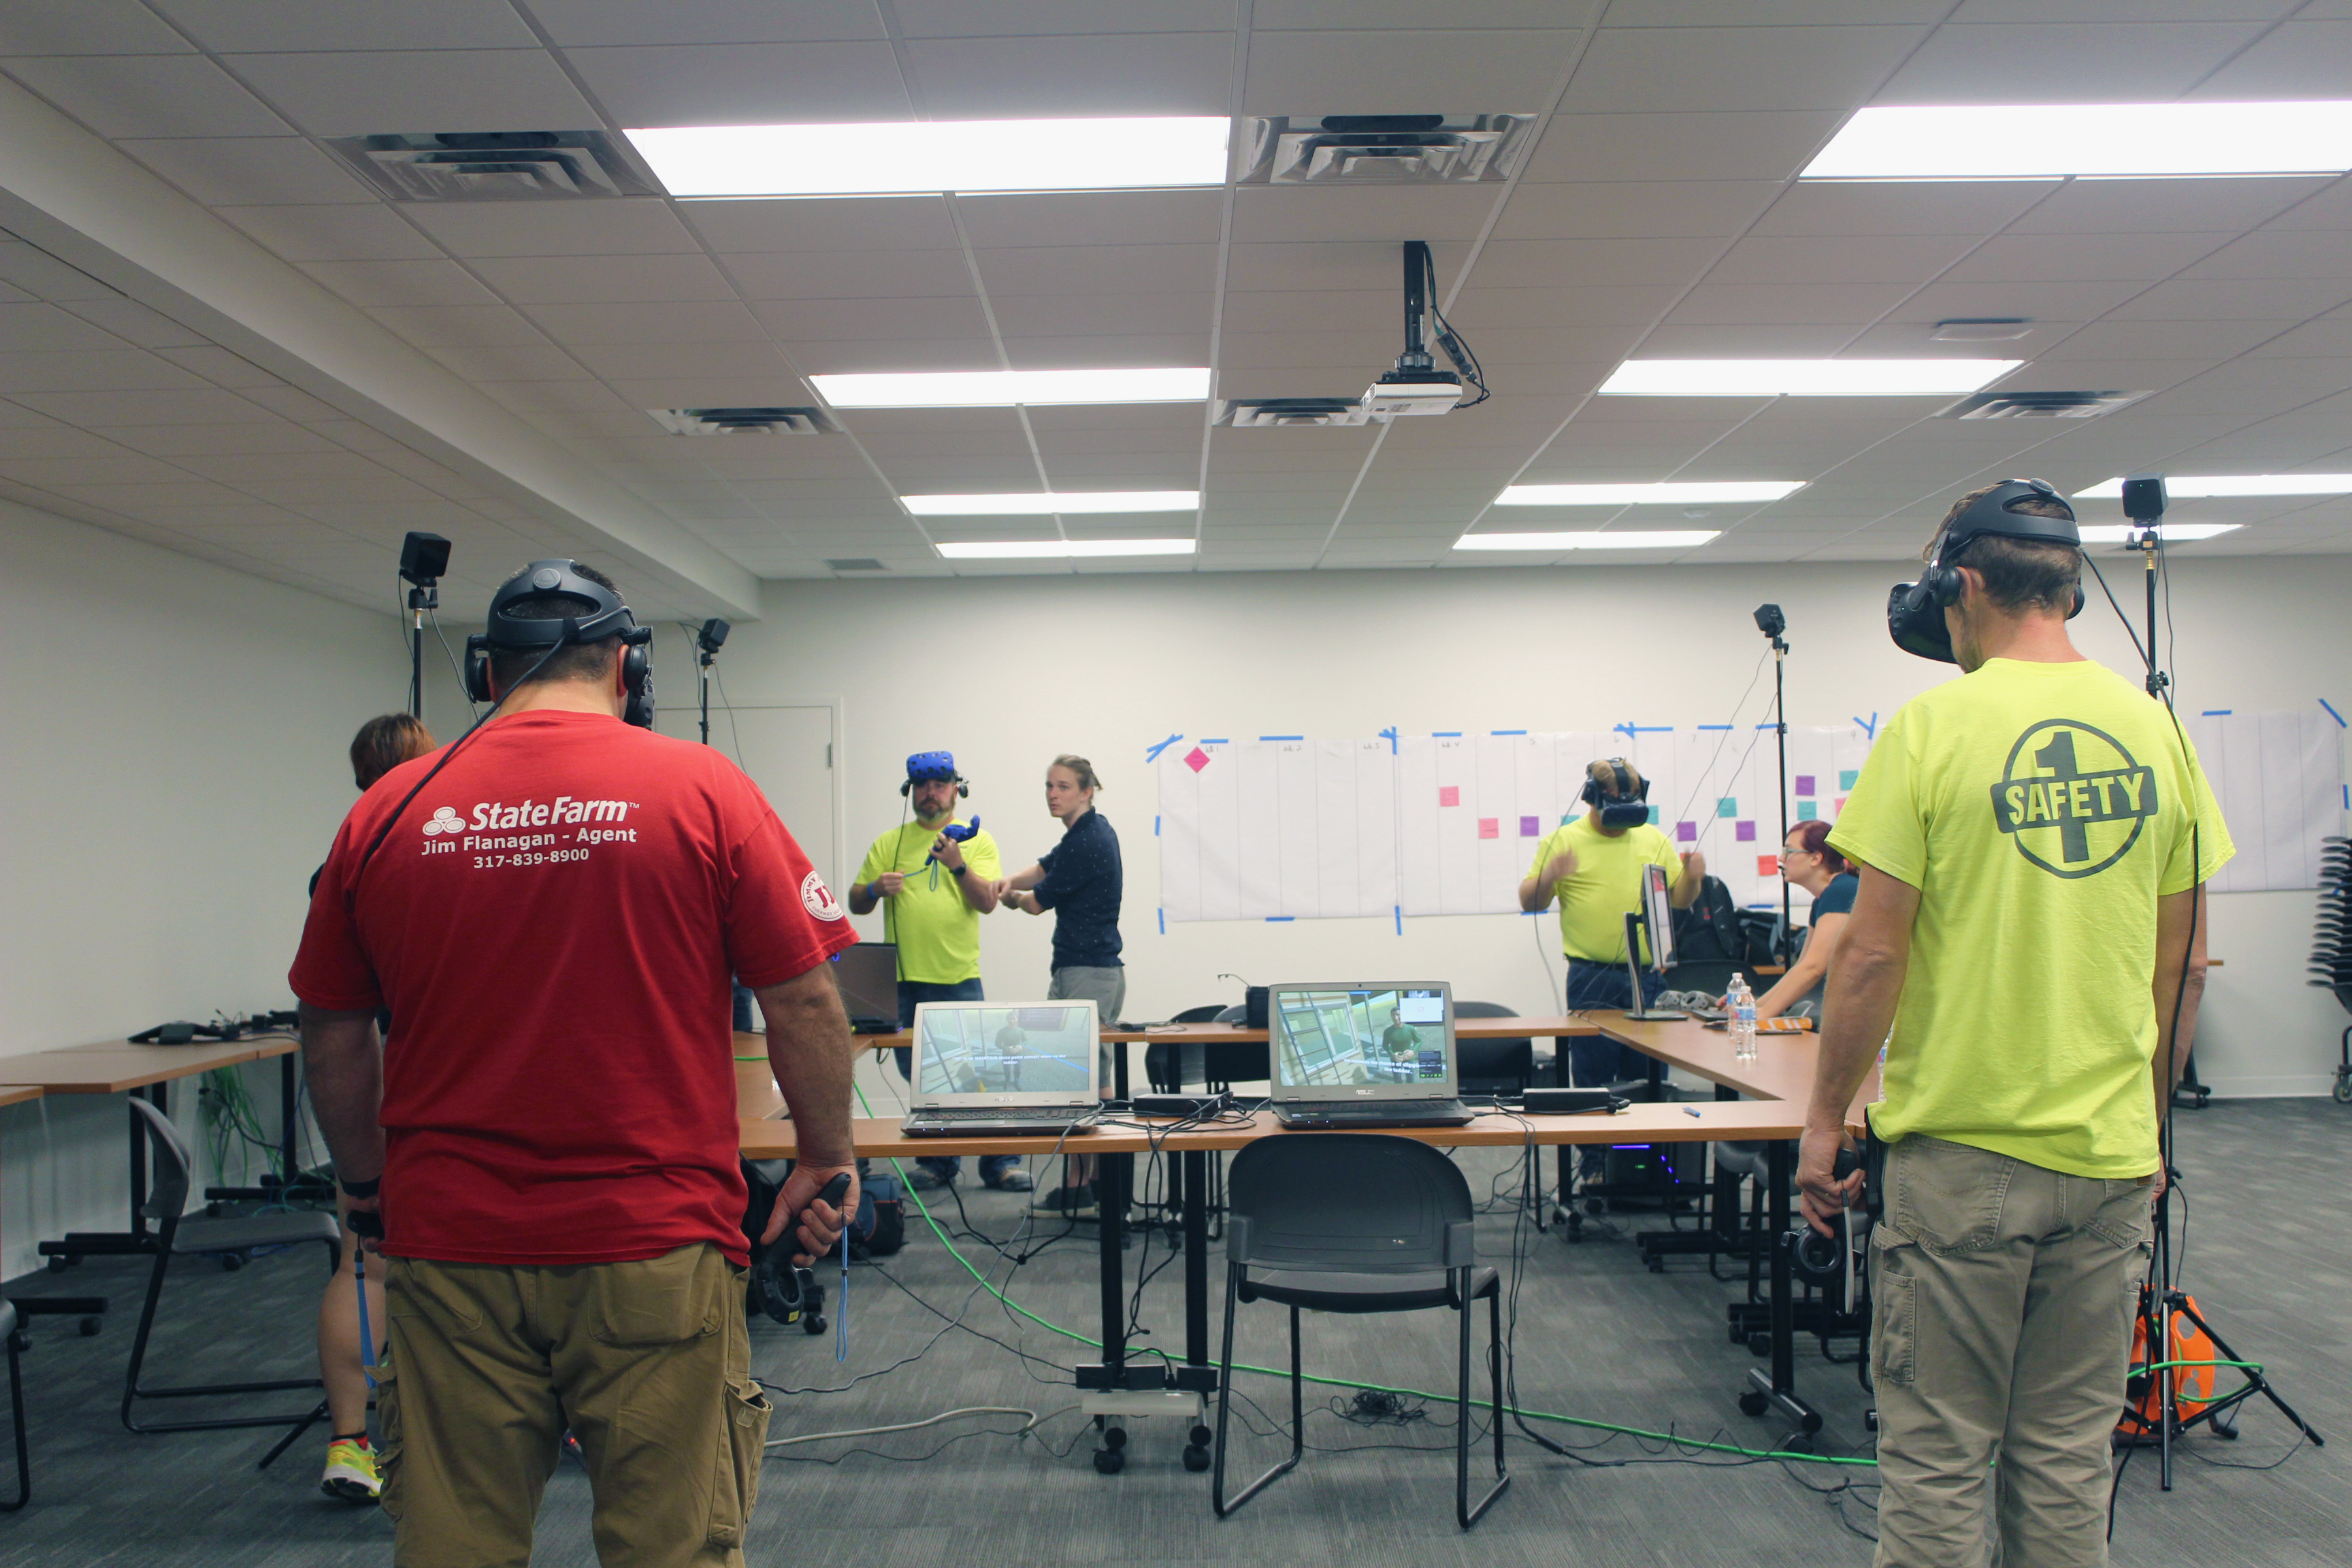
[0,1299,26,1509]
[120,1097,342,1443]
[1144,1003,1235,1094]
[1212,1134,1508,1529]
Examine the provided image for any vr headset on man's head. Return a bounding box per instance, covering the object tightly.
[1888,479,2085,664]
[1580,758,1651,831]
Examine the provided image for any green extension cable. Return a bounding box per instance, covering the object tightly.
[836,1082,1876,1470]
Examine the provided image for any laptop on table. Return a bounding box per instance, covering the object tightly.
[1268,983,1475,1130]
[900,1000,1102,1138]
[830,941,900,1034]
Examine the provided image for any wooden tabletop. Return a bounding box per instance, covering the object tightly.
[0,1085,42,1111]
[740,1100,1807,1162]
[853,1014,1602,1053]
[0,1039,293,1094]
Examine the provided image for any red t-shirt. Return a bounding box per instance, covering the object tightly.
[290,710,853,1267]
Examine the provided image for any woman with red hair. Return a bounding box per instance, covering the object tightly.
[1755,819,1858,1022]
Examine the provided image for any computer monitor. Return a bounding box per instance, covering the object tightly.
[1622,864,1686,1022]
[912,1004,1096,1101]
[830,942,898,1031]
[1268,984,1456,1098]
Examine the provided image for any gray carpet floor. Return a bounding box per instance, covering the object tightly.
[0,1099,2344,1567]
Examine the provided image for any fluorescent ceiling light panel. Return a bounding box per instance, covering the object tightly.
[936,538,1196,559]
[627,117,1229,197]
[2077,523,2240,542]
[1600,360,2019,397]
[1495,480,1804,506]
[2075,473,2352,499]
[812,368,1210,408]
[902,490,1199,516]
[1803,101,2352,181]
[1453,531,1720,552]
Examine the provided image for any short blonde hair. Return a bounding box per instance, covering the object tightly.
[1051,753,1101,793]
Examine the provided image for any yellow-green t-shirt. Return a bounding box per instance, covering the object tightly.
[1827,658,2232,1179]
[855,822,1002,985]
[1525,817,1679,964]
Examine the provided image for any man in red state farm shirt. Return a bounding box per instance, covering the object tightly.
[293,559,858,1568]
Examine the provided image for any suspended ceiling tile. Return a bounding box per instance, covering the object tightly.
[114,135,374,206]
[681,197,960,255]
[1491,180,1778,242]
[1561,24,1927,114]
[468,253,739,305]
[214,203,443,263]
[955,189,1227,248]
[1876,22,2265,103]
[221,50,597,137]
[3,52,290,137]
[298,258,500,309]
[722,248,977,301]
[525,0,887,46]
[909,31,1232,116]
[565,42,911,125]
[2189,18,2352,97]
[1243,28,1575,118]
[752,295,994,342]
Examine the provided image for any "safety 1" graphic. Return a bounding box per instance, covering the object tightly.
[1989,721,2158,879]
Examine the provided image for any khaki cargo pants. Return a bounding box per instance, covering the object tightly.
[1871,1135,2154,1568]
[377,1243,769,1568]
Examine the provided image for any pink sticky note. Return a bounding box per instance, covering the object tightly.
[1757,854,1780,876]
[1478,817,1499,839]
[1519,815,1540,837]
[1183,746,1211,773]
[1835,796,1848,814]
[1795,774,1816,796]
[1676,820,1697,843]
[1438,785,1460,807]
[1735,821,1756,843]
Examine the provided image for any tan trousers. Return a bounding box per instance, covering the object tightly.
[378,1243,769,1568]
[1871,1135,2153,1568]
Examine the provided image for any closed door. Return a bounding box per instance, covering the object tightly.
[657,702,840,889]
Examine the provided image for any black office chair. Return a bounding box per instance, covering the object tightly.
[1454,1002,1533,1096]
[1144,1003,1233,1093]
[120,1098,342,1441]
[1213,1134,1508,1529]
[0,1299,27,1509]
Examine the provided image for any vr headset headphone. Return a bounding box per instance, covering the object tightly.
[900,750,968,798]
[1889,479,2085,664]
[1579,758,1652,831]
[464,560,655,728]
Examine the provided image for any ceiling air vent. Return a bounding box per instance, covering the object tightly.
[1220,396,1373,428]
[324,131,661,201]
[1943,389,2147,420]
[647,407,840,436]
[827,559,887,572]
[1237,116,1533,184]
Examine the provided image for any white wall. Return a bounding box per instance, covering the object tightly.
[0,500,404,1279]
[708,553,2352,1100]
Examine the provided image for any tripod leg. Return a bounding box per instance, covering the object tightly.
[2174,1300,2326,1446]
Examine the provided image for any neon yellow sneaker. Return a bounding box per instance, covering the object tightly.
[321,1436,380,1503]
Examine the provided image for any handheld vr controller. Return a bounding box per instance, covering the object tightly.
[926,815,981,866]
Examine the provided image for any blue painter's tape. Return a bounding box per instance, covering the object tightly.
[1394,906,1403,936]
[2321,698,2347,728]
[1434,730,1462,737]
[1145,733,1183,762]
[1200,737,1228,745]
[1492,729,1526,736]
[1855,713,1878,739]
[1158,909,1165,934]
[1379,726,1399,753]
[1260,734,1303,741]
[1266,916,1294,923]
[1696,724,1732,731]
[1154,815,1160,836]
[2202,709,2232,716]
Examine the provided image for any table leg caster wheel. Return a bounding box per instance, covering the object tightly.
[221,1254,245,1272]
[1190,1424,1212,1448]
[45,1256,68,1273]
[78,1317,102,1337]
[804,1313,826,1336]
[1093,1448,1124,1474]
[1738,1390,1769,1418]
[1182,1444,1209,1472]
[1102,1424,1128,1452]
[1748,1331,1772,1356]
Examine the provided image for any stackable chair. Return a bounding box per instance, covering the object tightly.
[1213,1134,1508,1529]
[0,1299,27,1509]
[120,1098,342,1446]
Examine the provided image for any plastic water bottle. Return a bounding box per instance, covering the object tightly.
[1727,974,1757,1062]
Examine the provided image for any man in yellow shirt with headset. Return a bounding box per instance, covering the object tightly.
[1799,480,2226,1567]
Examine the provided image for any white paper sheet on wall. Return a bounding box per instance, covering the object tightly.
[2184,710,2347,893]
[1158,737,1397,921]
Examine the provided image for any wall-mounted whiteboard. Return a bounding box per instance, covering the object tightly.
[2185,710,2347,893]
[1160,726,1875,924]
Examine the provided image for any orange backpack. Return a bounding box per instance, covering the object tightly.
[2119,1286,2217,1439]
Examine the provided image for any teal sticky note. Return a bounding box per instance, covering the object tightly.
[1840,768,1859,789]
[1647,806,1660,825]
[1797,799,1816,818]
[1716,796,1737,819]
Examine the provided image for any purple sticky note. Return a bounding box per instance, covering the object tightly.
[1795,774,1816,796]
[1735,820,1756,843]
[1676,820,1697,843]
[1519,815,1541,837]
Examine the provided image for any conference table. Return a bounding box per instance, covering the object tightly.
[742,1010,1860,1453]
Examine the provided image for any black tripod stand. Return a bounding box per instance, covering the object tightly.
[2111,478,2324,1488]
[693,617,730,745]
[397,531,450,722]
[1754,604,1792,963]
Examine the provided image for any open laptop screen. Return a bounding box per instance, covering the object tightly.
[830,942,898,1025]
[1270,985,1454,1096]
[915,1004,1094,1098]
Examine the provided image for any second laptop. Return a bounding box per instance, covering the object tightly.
[1268,983,1474,1129]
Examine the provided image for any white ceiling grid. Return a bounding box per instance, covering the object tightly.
[0,0,2340,612]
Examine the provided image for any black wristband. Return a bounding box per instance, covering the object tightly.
[955,862,976,876]
[338,1175,381,1199]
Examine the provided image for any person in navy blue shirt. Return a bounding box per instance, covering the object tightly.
[1755,818,1858,1022]
[1000,755,1123,1218]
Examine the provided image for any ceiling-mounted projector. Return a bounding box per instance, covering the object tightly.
[1363,372,1465,416]
[1362,241,1486,420]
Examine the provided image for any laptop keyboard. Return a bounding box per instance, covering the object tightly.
[913,1106,1092,1122]
[1281,1100,1467,1119]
